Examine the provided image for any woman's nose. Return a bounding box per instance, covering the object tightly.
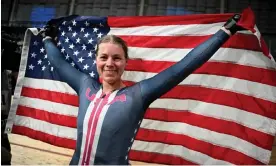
[106,58,114,66]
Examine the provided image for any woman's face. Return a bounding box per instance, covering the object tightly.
[96,42,127,84]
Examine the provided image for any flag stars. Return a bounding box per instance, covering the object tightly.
[31,52,37,58]
[84,32,90,38]
[85,21,90,26]
[48,61,51,65]
[76,38,81,43]
[69,43,75,49]
[99,23,104,27]
[42,65,46,71]
[83,64,89,70]
[51,67,54,71]
[78,57,84,63]
[88,51,93,57]
[61,31,66,36]
[65,37,69,43]
[81,28,85,32]
[90,71,95,77]
[88,38,93,44]
[57,41,62,46]
[40,47,45,53]
[97,32,103,38]
[73,50,80,56]
[37,59,42,65]
[71,62,75,67]
[93,27,98,33]
[65,54,70,60]
[72,32,77,37]
[61,47,65,53]
[82,44,87,50]
[44,54,48,59]
[93,60,96,65]
[29,64,34,70]
[68,26,72,31]
[33,41,38,46]
[62,21,66,25]
[72,20,77,26]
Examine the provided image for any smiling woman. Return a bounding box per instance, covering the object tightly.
[95,35,128,93]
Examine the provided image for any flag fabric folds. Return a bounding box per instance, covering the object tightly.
[6,9,276,165]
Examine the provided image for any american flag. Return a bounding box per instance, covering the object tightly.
[6,9,276,165]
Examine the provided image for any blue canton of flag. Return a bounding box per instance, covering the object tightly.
[25,16,110,82]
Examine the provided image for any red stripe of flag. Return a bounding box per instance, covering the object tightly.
[21,87,79,107]
[129,150,197,165]
[16,105,77,128]
[108,14,233,27]
[120,34,262,51]
[12,125,76,149]
[135,128,264,165]
[144,108,274,150]
[126,60,276,86]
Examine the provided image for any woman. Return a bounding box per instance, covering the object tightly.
[39,14,248,165]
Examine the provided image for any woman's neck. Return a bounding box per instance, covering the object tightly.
[102,80,125,94]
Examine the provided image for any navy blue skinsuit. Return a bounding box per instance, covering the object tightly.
[43,29,230,165]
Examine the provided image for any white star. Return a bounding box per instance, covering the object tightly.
[99,23,104,27]
[40,47,45,53]
[72,32,77,37]
[88,38,93,44]
[85,21,90,26]
[83,64,89,70]
[88,51,93,57]
[69,44,74,49]
[71,62,75,67]
[97,32,103,38]
[81,28,85,32]
[65,37,69,43]
[76,38,81,43]
[73,50,80,56]
[62,21,66,25]
[37,59,42,65]
[33,41,38,45]
[94,44,97,51]
[44,54,47,59]
[61,47,65,53]
[61,31,65,36]
[51,67,54,71]
[29,64,34,70]
[78,57,84,63]
[57,41,61,46]
[68,26,72,31]
[58,27,61,30]
[93,27,98,33]
[84,32,90,38]
[93,60,96,65]
[48,61,50,65]
[65,54,70,60]
[31,52,37,58]
[72,20,77,26]
[82,44,87,50]
[42,65,46,71]
[90,71,95,77]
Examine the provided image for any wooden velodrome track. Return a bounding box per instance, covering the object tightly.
[8,134,276,165]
